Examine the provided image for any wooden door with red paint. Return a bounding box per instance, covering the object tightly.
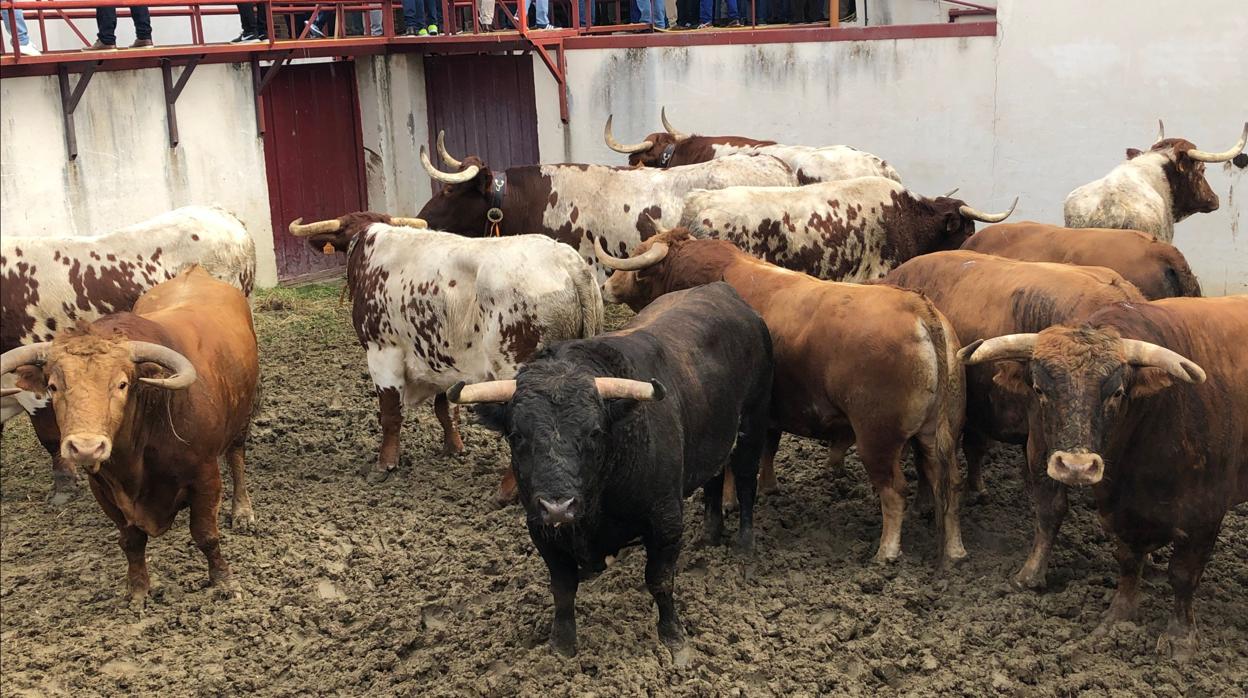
[263,60,367,282]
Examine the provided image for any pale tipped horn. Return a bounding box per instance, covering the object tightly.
[594,235,669,272]
[1,343,52,377]
[1156,118,1165,143]
[1119,339,1206,384]
[1186,122,1248,163]
[603,115,654,154]
[446,379,516,404]
[390,217,428,228]
[288,217,343,237]
[957,334,1038,365]
[959,196,1019,223]
[129,341,197,390]
[0,388,22,397]
[941,187,960,198]
[660,106,688,141]
[420,146,480,184]
[436,130,463,169]
[595,377,666,401]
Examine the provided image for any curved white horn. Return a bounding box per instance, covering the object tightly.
[1156,118,1165,143]
[288,217,343,237]
[959,196,1019,223]
[437,130,463,169]
[130,341,197,390]
[595,377,665,401]
[1,343,52,377]
[420,146,480,184]
[389,217,428,228]
[957,334,1038,365]
[660,106,688,141]
[594,235,669,272]
[1119,339,1206,384]
[1186,122,1248,163]
[604,115,654,154]
[447,380,516,404]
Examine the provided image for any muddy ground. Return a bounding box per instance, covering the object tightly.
[1,283,1245,697]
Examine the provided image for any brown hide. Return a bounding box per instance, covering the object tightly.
[628,134,776,168]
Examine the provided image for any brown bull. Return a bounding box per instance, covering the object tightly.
[960,296,1248,661]
[878,250,1147,514]
[599,228,967,567]
[963,222,1202,299]
[0,268,259,607]
[603,107,775,168]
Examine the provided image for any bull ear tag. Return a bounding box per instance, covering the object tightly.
[323,242,335,255]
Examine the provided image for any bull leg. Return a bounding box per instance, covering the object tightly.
[1156,526,1219,662]
[434,394,464,456]
[914,433,967,569]
[370,386,403,483]
[89,479,150,608]
[31,407,78,506]
[1014,473,1068,590]
[495,468,519,507]
[858,437,908,564]
[825,433,854,475]
[224,439,255,531]
[723,428,780,510]
[1096,540,1145,633]
[541,544,580,657]
[962,429,989,497]
[727,410,768,552]
[702,472,725,546]
[188,474,237,597]
[644,527,686,653]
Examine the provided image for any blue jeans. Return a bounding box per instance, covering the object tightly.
[1,9,29,45]
[404,0,440,29]
[634,0,668,26]
[700,0,734,23]
[526,0,550,27]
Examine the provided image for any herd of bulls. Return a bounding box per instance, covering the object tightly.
[1,111,1245,664]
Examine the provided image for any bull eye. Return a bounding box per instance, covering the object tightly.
[46,383,58,393]
[117,381,128,391]
[1112,387,1125,399]
[1032,384,1044,398]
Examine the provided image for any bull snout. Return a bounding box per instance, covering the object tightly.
[538,497,579,526]
[600,279,619,304]
[1046,450,1104,486]
[61,434,112,472]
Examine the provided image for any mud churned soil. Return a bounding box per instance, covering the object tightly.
[2,285,1245,696]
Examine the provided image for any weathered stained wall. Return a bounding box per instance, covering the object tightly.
[355,54,433,217]
[0,63,278,286]
[534,0,1246,294]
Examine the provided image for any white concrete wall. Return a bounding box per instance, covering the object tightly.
[355,54,433,217]
[533,0,1247,294]
[0,64,279,286]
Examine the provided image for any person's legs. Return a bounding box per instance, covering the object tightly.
[724,0,737,22]
[236,4,257,36]
[537,0,549,26]
[131,6,152,40]
[2,9,30,45]
[424,0,439,29]
[654,0,667,27]
[478,0,496,28]
[698,0,712,24]
[403,0,420,30]
[96,8,118,45]
[368,9,383,34]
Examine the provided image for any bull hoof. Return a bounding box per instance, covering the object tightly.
[872,547,902,565]
[1011,569,1046,591]
[48,489,78,508]
[229,506,256,532]
[734,529,754,553]
[440,439,465,457]
[494,484,519,508]
[124,587,149,615]
[659,622,687,653]
[549,635,577,658]
[1156,626,1198,663]
[211,575,243,601]
[365,467,394,484]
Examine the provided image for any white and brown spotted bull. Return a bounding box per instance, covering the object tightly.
[679,177,1017,282]
[288,212,604,492]
[604,108,901,183]
[1064,121,1247,242]
[1,206,256,502]
[418,133,795,279]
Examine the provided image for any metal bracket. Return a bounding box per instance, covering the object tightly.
[251,51,293,136]
[530,39,569,123]
[57,62,99,160]
[161,56,202,148]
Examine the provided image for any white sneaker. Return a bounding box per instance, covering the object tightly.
[19,43,40,56]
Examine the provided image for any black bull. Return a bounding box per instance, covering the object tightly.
[450,282,773,657]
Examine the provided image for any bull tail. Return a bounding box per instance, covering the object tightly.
[571,260,604,338]
[914,292,965,451]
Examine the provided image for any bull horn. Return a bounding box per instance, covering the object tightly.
[288,217,343,237]
[1,343,52,377]
[129,341,197,390]
[941,187,959,198]
[603,115,654,154]
[660,106,688,141]
[959,196,1019,223]
[1156,118,1165,143]
[437,130,463,169]
[1186,122,1248,163]
[1119,339,1206,384]
[390,217,428,228]
[595,377,665,401]
[447,379,516,404]
[0,388,22,397]
[420,146,480,184]
[594,235,669,272]
[957,334,1038,365]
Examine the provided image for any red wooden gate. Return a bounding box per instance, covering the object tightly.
[423,55,540,182]
[263,61,367,282]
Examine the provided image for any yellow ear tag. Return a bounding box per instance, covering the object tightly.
[323,242,335,255]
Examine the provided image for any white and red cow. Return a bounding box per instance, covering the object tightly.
[1,205,256,501]
[288,212,604,493]
[604,109,902,183]
[679,176,1017,282]
[1064,121,1247,242]
[418,136,796,279]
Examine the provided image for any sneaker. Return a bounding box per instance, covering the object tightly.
[427,24,439,35]
[308,24,326,38]
[695,22,712,29]
[403,27,419,35]
[230,32,256,43]
[418,28,429,36]
[724,19,741,27]
[130,38,155,48]
[18,43,40,55]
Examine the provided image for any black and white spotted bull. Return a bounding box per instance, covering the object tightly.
[1064,121,1247,242]
[679,176,1017,282]
[603,107,901,183]
[287,212,604,488]
[1,205,256,501]
[417,133,795,279]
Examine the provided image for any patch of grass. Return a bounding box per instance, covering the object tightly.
[251,283,354,347]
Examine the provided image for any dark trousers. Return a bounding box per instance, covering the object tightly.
[403,0,439,28]
[790,0,822,22]
[96,6,151,44]
[676,0,697,25]
[237,4,268,36]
